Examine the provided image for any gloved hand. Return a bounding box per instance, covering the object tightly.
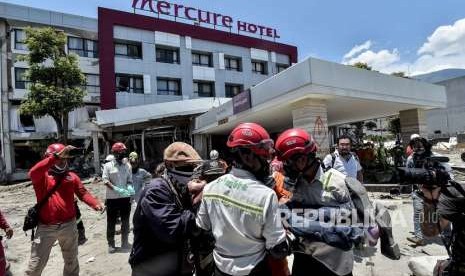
[127,185,135,196]
[113,186,135,197]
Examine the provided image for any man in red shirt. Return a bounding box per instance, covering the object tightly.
[25,143,104,276]
[0,209,13,275]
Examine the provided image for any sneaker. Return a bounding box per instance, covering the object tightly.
[407,236,426,246]
[108,245,117,254]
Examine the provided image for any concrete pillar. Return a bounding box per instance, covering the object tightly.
[193,134,208,159]
[0,22,13,182]
[399,108,428,145]
[92,131,101,175]
[292,99,330,156]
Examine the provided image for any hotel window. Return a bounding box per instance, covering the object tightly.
[84,74,100,93]
[20,114,35,132]
[192,52,212,67]
[194,81,215,97]
[225,56,242,71]
[252,60,267,75]
[156,47,180,64]
[68,37,98,58]
[15,68,30,89]
[157,78,181,96]
[225,83,243,98]
[276,64,289,73]
[115,41,142,59]
[14,29,27,51]
[116,74,144,93]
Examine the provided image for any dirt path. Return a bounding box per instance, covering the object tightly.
[1,180,133,276]
[0,180,451,276]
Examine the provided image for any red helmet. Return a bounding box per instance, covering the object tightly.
[227,122,274,157]
[45,143,66,157]
[275,128,317,161]
[111,142,127,153]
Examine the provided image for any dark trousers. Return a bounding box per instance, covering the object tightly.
[214,258,270,276]
[74,201,85,231]
[292,253,353,276]
[106,197,131,246]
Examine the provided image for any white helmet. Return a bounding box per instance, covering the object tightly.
[410,134,420,140]
[209,150,219,160]
[105,154,115,162]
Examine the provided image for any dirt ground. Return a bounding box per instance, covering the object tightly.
[0,179,453,276]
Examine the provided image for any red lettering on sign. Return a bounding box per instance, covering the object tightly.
[266,28,273,37]
[222,16,233,28]
[132,0,155,13]
[213,13,222,26]
[173,3,183,17]
[248,24,257,34]
[237,21,247,32]
[198,10,211,24]
[258,25,266,36]
[274,29,280,39]
[184,7,197,20]
[157,1,170,15]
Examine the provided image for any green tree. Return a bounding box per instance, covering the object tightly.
[20,27,86,144]
[388,118,401,135]
[391,71,409,78]
[364,121,377,131]
[352,62,372,71]
[349,121,365,145]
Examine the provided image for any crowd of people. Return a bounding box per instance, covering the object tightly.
[0,122,462,276]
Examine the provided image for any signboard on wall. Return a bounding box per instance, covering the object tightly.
[132,0,280,39]
[233,89,251,115]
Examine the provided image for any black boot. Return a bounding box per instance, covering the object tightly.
[122,234,131,250]
[78,228,88,246]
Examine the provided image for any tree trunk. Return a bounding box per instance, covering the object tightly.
[53,115,64,143]
[62,113,69,145]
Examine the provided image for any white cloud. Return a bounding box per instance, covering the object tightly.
[343,49,400,71]
[418,18,465,57]
[343,40,372,60]
[341,17,465,75]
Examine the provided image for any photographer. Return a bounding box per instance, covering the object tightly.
[405,136,453,246]
[436,180,465,275]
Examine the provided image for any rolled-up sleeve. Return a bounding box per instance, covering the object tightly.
[196,197,211,231]
[263,193,287,249]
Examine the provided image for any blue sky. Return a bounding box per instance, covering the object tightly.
[6,0,465,75]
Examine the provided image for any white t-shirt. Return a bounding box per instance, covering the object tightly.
[323,150,362,179]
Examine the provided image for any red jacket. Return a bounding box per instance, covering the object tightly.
[29,155,100,225]
[0,209,10,230]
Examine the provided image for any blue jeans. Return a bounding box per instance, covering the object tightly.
[412,191,424,239]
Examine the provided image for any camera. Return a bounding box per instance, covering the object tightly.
[397,156,451,188]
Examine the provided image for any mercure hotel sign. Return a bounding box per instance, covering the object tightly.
[131,0,281,38]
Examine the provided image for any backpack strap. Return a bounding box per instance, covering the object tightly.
[35,175,65,211]
[331,153,336,168]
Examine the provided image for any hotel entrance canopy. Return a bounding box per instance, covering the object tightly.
[193,58,447,135]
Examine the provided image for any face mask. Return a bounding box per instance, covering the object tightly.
[167,167,194,186]
[50,163,68,175]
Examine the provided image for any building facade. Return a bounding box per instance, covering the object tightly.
[0,2,297,181]
[425,75,465,138]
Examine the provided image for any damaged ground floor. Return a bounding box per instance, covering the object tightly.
[0,58,447,183]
